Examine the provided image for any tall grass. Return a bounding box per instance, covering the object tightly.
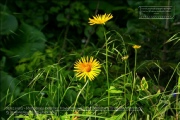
[3,32,180,120]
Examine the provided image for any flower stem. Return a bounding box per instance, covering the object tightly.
[103,27,110,112]
[130,49,137,106]
[73,80,89,112]
[85,80,89,106]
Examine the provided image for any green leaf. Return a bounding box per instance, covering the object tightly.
[109,89,123,94]
[165,32,180,45]
[0,12,18,35]
[136,85,141,91]
[107,86,123,94]
[15,115,26,119]
[15,63,26,74]
[140,77,148,90]
[36,114,48,120]
[0,56,6,69]
[64,89,77,105]
[7,23,46,59]
[0,71,20,110]
[56,14,67,22]
[109,86,116,90]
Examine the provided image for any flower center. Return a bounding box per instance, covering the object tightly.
[82,63,91,72]
[85,65,91,72]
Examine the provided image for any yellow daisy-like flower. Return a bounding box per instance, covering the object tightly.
[74,56,101,81]
[88,13,113,25]
[132,45,141,49]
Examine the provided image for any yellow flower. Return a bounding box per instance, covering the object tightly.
[132,45,141,49]
[88,13,113,25]
[74,56,101,81]
[121,55,129,60]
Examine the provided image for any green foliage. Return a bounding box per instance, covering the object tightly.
[107,86,123,94]
[0,71,20,110]
[64,88,78,105]
[16,110,57,120]
[0,12,18,35]
[105,112,126,120]
[5,23,46,59]
[140,77,148,90]
[0,0,180,119]
[15,51,45,74]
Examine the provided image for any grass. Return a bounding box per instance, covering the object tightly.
[2,30,179,120]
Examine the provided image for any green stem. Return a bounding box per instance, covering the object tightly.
[73,80,89,112]
[103,26,110,112]
[130,49,137,106]
[85,80,89,106]
[124,60,127,119]
[134,49,137,82]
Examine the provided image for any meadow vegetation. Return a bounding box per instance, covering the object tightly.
[0,0,180,120]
